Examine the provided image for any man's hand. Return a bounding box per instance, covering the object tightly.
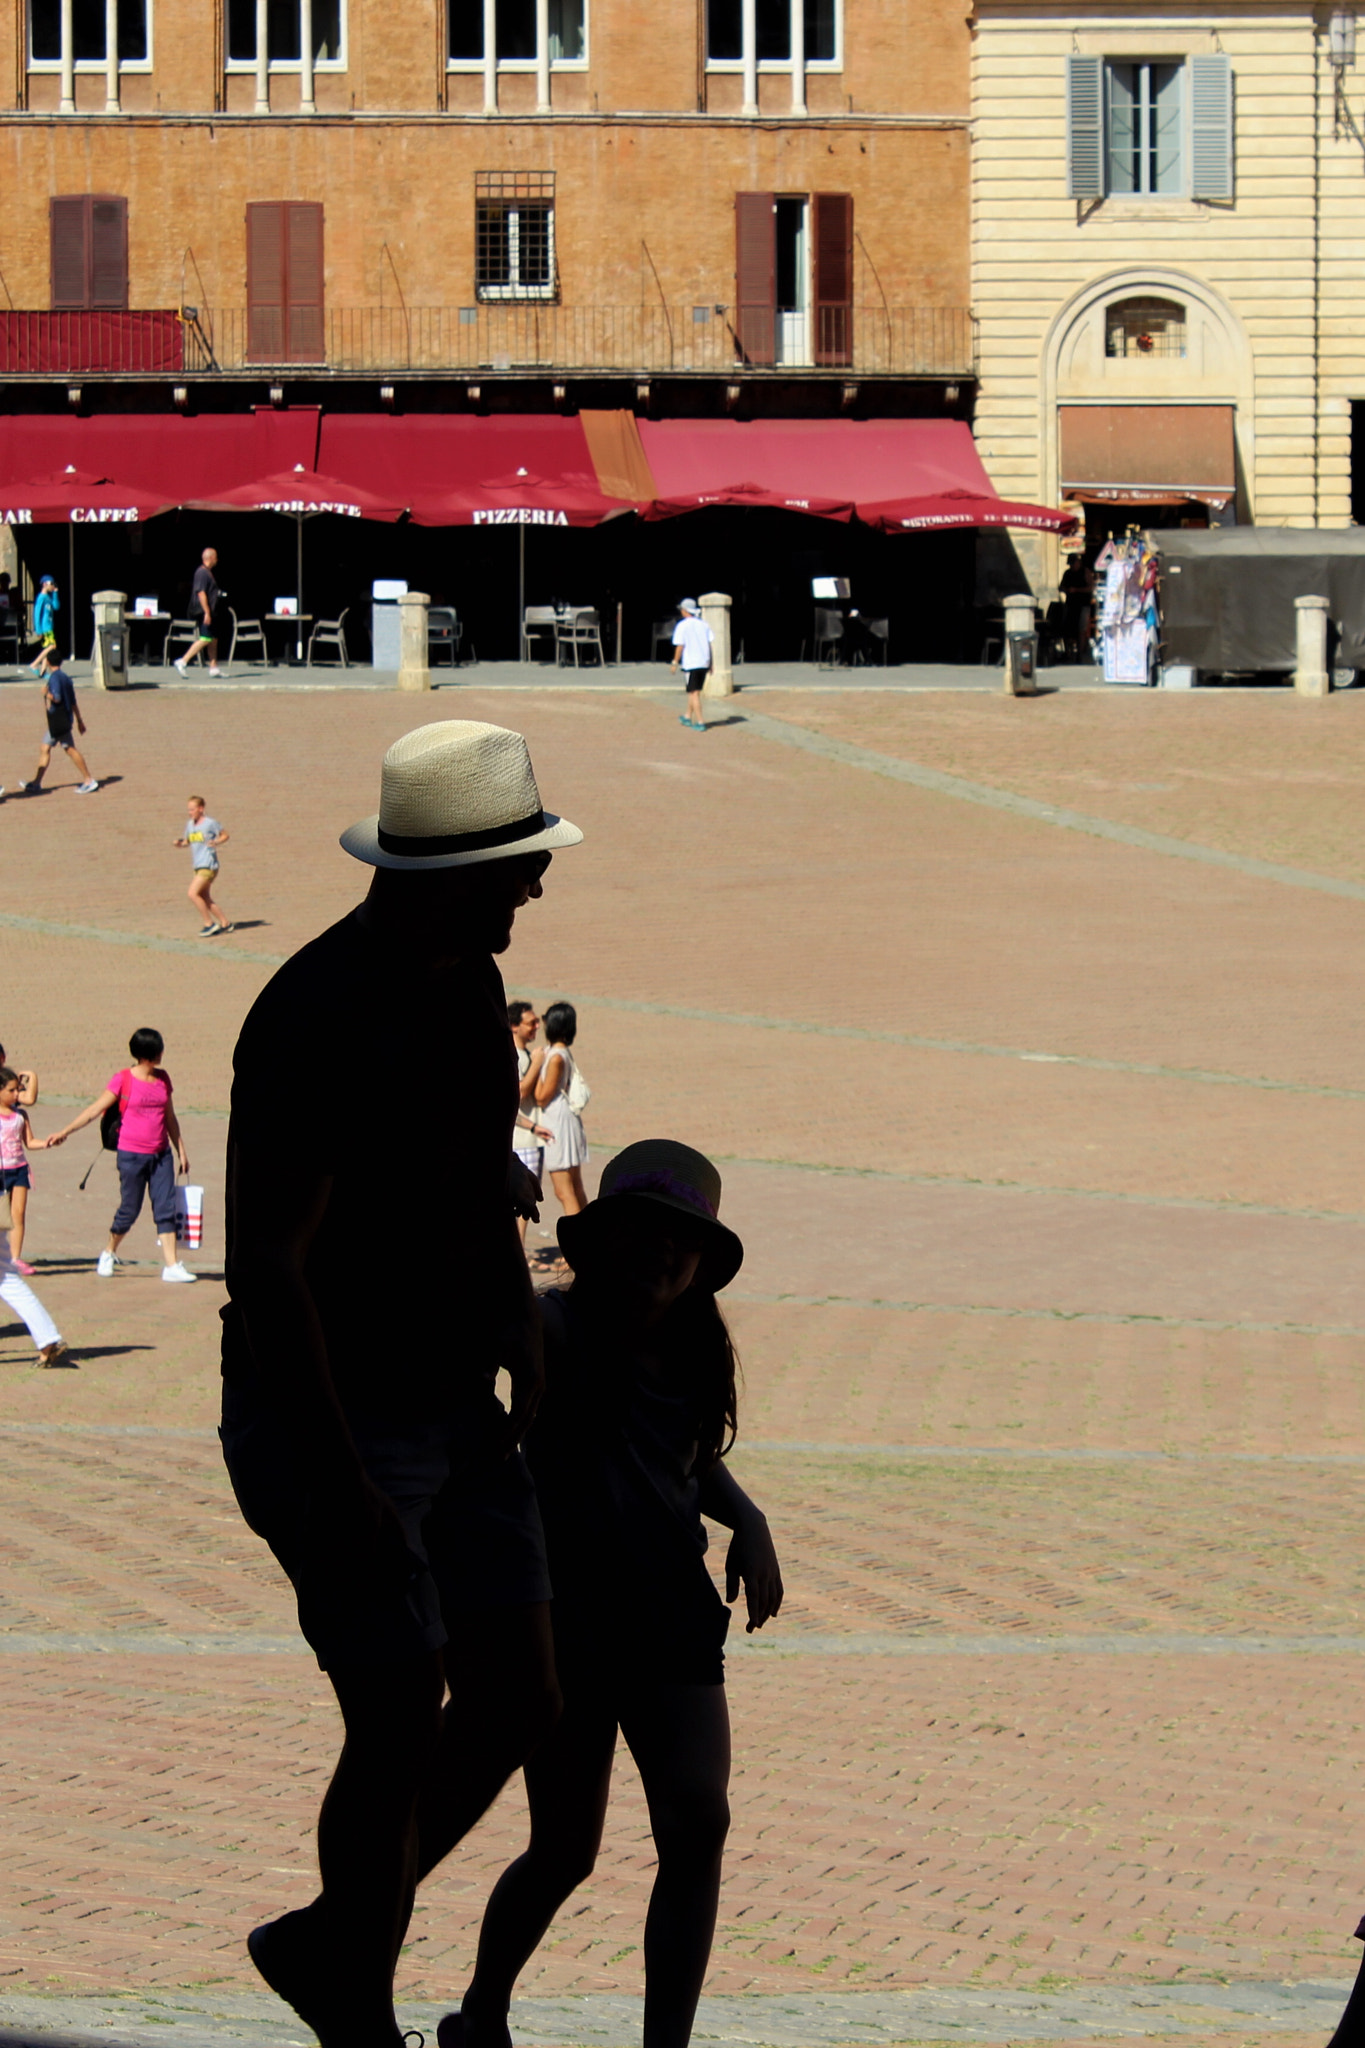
[724,1510,785,1633]
[508,1153,542,1222]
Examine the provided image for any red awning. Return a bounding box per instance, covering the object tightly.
[0,409,321,503]
[637,419,1077,532]
[319,415,637,526]
[0,464,173,525]
[1058,405,1235,508]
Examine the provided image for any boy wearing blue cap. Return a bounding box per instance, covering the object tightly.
[27,574,59,672]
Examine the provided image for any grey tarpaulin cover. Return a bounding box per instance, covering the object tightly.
[1152,527,1365,671]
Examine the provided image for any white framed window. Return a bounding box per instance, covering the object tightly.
[226,0,345,70]
[29,0,151,70]
[705,0,840,71]
[1067,53,1232,201]
[476,172,555,302]
[447,0,586,70]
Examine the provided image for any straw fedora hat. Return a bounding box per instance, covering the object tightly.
[557,1139,744,1291]
[341,720,583,869]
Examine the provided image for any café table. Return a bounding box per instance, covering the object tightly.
[266,612,313,665]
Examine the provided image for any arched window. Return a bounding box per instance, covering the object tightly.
[1104,296,1187,358]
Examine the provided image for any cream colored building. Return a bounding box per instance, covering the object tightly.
[971,0,1365,596]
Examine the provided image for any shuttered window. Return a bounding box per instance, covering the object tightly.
[812,192,852,367]
[734,192,776,367]
[1066,54,1233,201]
[247,201,324,364]
[1190,54,1233,199]
[50,196,128,310]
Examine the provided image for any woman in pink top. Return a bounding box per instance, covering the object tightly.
[47,1027,197,1282]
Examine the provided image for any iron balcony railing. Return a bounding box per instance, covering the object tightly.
[0,305,976,378]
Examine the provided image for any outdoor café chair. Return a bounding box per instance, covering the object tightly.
[228,610,267,668]
[307,607,351,668]
[812,606,845,667]
[165,618,202,665]
[557,607,605,667]
[522,605,558,661]
[428,606,462,667]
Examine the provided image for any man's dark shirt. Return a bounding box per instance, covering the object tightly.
[44,666,75,733]
[191,563,220,625]
[221,910,522,1420]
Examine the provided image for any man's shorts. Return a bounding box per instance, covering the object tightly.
[514,1143,543,1173]
[220,1376,551,1672]
[45,723,75,752]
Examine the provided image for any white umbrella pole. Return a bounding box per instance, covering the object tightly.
[67,521,75,660]
[518,523,525,665]
[296,516,304,663]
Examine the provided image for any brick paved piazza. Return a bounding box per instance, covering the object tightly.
[4,682,1365,2046]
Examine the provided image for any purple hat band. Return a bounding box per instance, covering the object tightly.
[609,1168,718,1219]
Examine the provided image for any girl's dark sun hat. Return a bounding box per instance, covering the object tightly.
[341,719,583,870]
[557,1138,744,1291]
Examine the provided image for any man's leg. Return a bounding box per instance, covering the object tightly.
[27,742,52,787]
[65,740,94,782]
[687,682,705,726]
[414,1602,559,1882]
[253,1652,446,2048]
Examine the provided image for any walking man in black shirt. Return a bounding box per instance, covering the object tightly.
[221,720,582,2048]
[174,546,223,675]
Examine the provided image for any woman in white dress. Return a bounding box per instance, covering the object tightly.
[534,1001,589,1219]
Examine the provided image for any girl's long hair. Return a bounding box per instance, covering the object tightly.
[658,1280,740,1472]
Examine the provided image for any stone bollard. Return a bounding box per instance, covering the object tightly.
[1294,595,1330,697]
[1002,591,1039,697]
[699,591,734,698]
[397,591,431,692]
[91,589,127,690]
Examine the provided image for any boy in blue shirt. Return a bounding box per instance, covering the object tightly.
[10,650,99,796]
[27,574,59,672]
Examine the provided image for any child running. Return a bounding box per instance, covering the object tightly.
[174,795,233,935]
[0,1066,48,1274]
[46,1027,197,1282]
[441,1139,783,2048]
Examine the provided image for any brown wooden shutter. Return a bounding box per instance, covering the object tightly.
[812,192,853,367]
[89,198,128,309]
[247,202,286,363]
[285,202,324,362]
[734,191,776,368]
[51,196,91,310]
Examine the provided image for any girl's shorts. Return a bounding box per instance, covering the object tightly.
[0,1165,31,1192]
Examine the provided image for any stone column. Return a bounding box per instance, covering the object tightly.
[1002,591,1038,697]
[0,524,20,589]
[699,591,734,697]
[1294,594,1330,697]
[397,591,431,692]
[90,589,126,690]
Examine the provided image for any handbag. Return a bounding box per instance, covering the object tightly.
[567,1057,591,1115]
[101,1071,132,1151]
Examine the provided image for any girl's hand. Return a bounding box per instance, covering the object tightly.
[533,1122,553,1142]
[725,1511,784,1633]
[31,1137,50,1150]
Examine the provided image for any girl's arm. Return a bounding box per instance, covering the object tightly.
[212,828,230,846]
[533,1047,565,1107]
[165,1101,190,1175]
[20,1111,48,1152]
[15,1068,37,1107]
[46,1088,118,1146]
[699,1462,784,1633]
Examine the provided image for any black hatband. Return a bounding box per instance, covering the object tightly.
[376,807,547,857]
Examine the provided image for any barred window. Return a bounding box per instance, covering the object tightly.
[476,172,555,302]
[1105,296,1187,358]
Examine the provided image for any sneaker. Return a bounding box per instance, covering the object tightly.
[215,922,236,934]
[162,1261,198,1283]
[14,781,29,795]
[207,666,224,677]
[10,1257,35,1275]
[174,656,188,675]
[76,780,99,794]
[199,923,220,937]
[96,1250,119,1277]
[37,1341,67,1368]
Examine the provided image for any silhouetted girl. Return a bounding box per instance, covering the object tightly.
[441,1139,783,2048]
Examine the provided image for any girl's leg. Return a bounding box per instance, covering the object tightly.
[550,1168,585,1219]
[618,1683,732,2048]
[9,1183,27,1263]
[189,871,214,926]
[456,1691,619,2048]
[0,1265,61,1352]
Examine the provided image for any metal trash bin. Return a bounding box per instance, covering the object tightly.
[1006,629,1038,693]
[97,621,128,690]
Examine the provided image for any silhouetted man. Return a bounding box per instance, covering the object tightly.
[221,720,582,2048]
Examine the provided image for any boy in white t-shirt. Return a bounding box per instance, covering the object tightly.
[670,598,714,731]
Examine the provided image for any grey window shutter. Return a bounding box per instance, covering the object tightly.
[1066,55,1104,198]
[1190,54,1233,199]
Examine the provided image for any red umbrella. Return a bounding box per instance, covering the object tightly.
[407,463,631,528]
[0,463,171,524]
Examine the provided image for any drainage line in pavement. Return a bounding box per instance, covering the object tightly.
[727,1287,1365,1336]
